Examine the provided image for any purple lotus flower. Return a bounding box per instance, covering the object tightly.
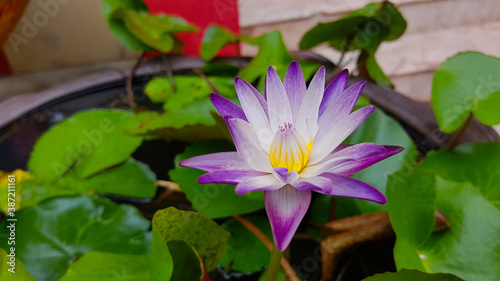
[180,62,403,251]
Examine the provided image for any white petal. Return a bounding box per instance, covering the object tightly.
[295,66,325,140]
[235,78,274,150]
[226,118,273,173]
[266,66,293,131]
[265,185,311,251]
[308,105,375,165]
[235,174,284,194]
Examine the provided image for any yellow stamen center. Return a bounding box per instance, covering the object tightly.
[269,123,313,172]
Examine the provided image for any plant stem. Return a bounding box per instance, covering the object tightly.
[161,54,177,92]
[267,245,283,281]
[127,52,146,108]
[232,215,299,281]
[444,114,472,150]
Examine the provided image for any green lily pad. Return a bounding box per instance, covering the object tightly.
[59,228,205,281]
[431,52,500,133]
[168,240,204,281]
[362,269,464,281]
[419,142,500,210]
[418,178,500,281]
[152,207,229,271]
[0,248,35,280]
[19,158,156,210]
[170,140,265,218]
[58,251,151,281]
[387,169,436,271]
[139,75,237,141]
[220,216,273,272]
[0,195,151,281]
[28,109,143,181]
[388,156,500,281]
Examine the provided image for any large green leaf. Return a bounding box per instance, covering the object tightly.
[150,227,174,281]
[167,240,204,281]
[299,2,406,52]
[28,109,143,181]
[139,76,237,141]
[64,158,157,198]
[335,107,418,216]
[152,207,229,271]
[170,141,265,218]
[220,216,273,272]
[0,195,151,281]
[387,169,436,271]
[0,248,35,280]
[419,142,500,210]
[362,269,464,281]
[59,251,151,281]
[431,52,500,133]
[419,178,500,281]
[388,155,500,280]
[59,228,204,281]
[102,0,152,51]
[121,9,197,52]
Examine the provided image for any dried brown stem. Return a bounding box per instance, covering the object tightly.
[127,52,146,108]
[193,68,221,95]
[232,215,299,281]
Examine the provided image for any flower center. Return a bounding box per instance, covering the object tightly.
[269,123,313,172]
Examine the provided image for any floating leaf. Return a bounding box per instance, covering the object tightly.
[362,269,464,281]
[431,52,500,133]
[145,76,175,103]
[59,251,151,281]
[0,195,151,281]
[220,216,272,272]
[28,109,143,181]
[387,169,436,271]
[419,142,500,210]
[388,154,500,281]
[150,227,174,281]
[0,248,36,280]
[168,240,204,281]
[419,179,500,281]
[170,141,265,218]
[152,207,229,271]
[138,76,237,141]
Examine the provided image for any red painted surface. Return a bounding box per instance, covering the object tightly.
[144,0,240,57]
[0,50,11,76]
